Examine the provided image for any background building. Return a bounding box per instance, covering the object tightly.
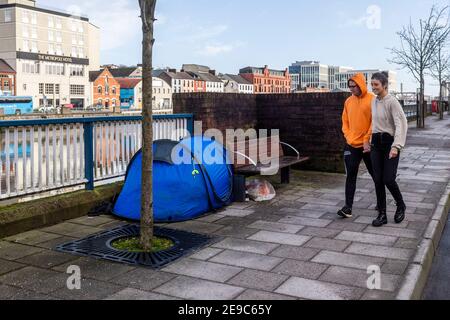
[335,69,397,92]
[220,74,254,94]
[156,69,195,93]
[182,64,224,93]
[289,60,397,93]
[289,61,329,91]
[116,77,142,110]
[89,68,121,110]
[152,77,172,114]
[239,65,290,94]
[0,0,100,109]
[0,58,16,95]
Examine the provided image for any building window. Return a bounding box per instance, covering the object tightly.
[97,86,102,94]
[97,99,102,106]
[48,17,54,28]
[70,65,84,76]
[30,12,37,24]
[112,87,116,95]
[4,8,12,22]
[72,36,77,45]
[56,31,62,43]
[31,27,37,39]
[71,46,77,57]
[55,18,62,29]
[45,83,54,94]
[22,61,40,74]
[55,84,60,94]
[22,11,29,23]
[78,47,84,58]
[30,40,37,52]
[48,43,55,55]
[45,63,64,75]
[39,83,44,94]
[70,85,84,95]
[22,27,29,38]
[55,44,62,56]
[112,99,116,107]
[48,30,54,41]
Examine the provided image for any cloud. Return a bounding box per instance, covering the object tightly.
[196,41,245,57]
[186,25,229,42]
[197,44,234,56]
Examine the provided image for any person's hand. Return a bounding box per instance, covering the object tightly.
[390,148,399,159]
[363,142,371,153]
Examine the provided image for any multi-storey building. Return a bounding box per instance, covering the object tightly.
[89,68,121,110]
[220,74,254,94]
[116,77,142,110]
[0,0,100,109]
[152,77,172,114]
[156,69,195,93]
[239,65,290,94]
[335,69,397,92]
[0,58,16,95]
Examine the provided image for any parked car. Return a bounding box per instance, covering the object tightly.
[38,105,62,114]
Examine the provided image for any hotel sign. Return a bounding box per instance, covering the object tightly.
[16,52,89,66]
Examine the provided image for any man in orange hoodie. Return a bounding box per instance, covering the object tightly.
[337,73,375,219]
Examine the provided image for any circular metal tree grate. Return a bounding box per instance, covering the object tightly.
[56,224,218,269]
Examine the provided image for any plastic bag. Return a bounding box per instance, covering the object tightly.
[245,179,276,202]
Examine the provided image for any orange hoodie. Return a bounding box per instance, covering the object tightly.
[342,73,374,148]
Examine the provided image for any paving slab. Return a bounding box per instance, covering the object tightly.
[275,277,365,300]
[227,269,289,291]
[154,276,244,300]
[162,258,243,283]
[248,231,311,246]
[212,237,279,255]
[210,250,283,271]
[105,288,178,300]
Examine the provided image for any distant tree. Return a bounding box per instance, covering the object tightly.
[430,41,450,120]
[138,0,157,251]
[389,5,450,128]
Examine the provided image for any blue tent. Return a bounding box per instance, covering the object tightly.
[112,136,234,222]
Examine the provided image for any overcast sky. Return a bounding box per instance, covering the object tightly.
[40,0,450,95]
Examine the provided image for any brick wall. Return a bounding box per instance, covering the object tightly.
[256,93,350,173]
[173,92,350,173]
[173,92,258,134]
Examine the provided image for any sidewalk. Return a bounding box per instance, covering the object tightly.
[1,116,449,300]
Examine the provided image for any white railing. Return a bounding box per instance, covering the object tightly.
[0,114,193,200]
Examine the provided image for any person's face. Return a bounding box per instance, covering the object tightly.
[348,80,362,96]
[371,79,386,96]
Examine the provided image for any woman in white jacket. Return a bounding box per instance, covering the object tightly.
[370,72,408,227]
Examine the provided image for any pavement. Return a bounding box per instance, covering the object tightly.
[0,116,449,300]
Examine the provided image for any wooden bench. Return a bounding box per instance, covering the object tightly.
[227,136,310,184]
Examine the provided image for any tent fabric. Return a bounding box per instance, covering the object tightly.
[112,137,233,223]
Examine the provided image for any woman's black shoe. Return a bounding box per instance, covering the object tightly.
[372,212,388,227]
[337,207,353,219]
[395,205,406,224]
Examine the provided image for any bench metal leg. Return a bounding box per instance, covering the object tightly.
[233,174,247,202]
[281,167,290,184]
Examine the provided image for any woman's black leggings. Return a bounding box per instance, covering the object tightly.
[371,133,405,211]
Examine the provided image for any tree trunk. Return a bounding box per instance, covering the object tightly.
[419,76,426,128]
[439,81,444,120]
[139,0,157,252]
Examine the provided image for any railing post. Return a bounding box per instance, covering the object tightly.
[187,115,194,137]
[83,122,94,191]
